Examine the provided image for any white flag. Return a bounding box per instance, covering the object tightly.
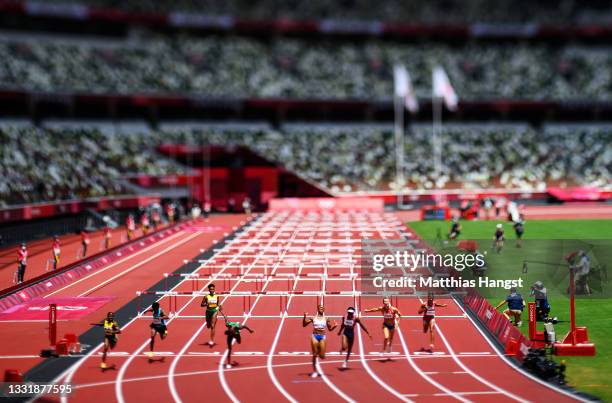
[432,66,458,111]
[393,65,419,113]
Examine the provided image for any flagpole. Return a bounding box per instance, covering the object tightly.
[432,96,442,180]
[394,93,405,208]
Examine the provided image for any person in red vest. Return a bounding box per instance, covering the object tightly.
[151,209,161,231]
[52,236,61,270]
[126,214,136,241]
[104,225,112,249]
[203,201,211,219]
[166,203,175,225]
[16,243,27,283]
[81,230,90,258]
[141,213,150,235]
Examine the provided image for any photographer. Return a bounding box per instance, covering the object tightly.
[495,287,525,327]
[530,281,551,322]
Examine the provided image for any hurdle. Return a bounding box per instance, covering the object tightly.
[135,290,367,316]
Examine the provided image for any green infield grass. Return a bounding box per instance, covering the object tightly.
[408,219,612,401]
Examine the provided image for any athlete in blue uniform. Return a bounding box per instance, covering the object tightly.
[145,302,169,358]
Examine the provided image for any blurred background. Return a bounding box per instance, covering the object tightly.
[0,0,610,232]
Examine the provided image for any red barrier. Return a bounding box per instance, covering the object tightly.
[464,290,532,362]
[49,303,57,346]
[0,222,190,312]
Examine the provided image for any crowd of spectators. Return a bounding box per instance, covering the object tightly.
[1,123,610,206]
[30,0,612,24]
[0,125,184,206]
[177,124,611,193]
[1,35,612,100]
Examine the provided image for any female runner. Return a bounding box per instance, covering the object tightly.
[200,283,223,346]
[145,302,169,358]
[220,311,254,369]
[365,297,401,354]
[303,305,337,378]
[418,293,447,351]
[91,312,121,369]
[337,306,371,368]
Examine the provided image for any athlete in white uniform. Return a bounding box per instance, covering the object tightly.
[303,305,337,378]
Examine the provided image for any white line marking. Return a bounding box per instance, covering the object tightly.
[46,230,186,297]
[357,327,412,402]
[80,232,201,297]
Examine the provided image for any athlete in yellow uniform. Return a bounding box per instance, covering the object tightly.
[91,312,121,369]
[200,284,223,346]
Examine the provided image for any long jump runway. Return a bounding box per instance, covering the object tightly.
[26,212,584,402]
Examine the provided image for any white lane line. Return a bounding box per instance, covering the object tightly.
[79,231,201,297]
[415,294,527,400]
[45,230,186,297]
[397,328,470,403]
[116,231,220,403]
[452,299,589,403]
[52,230,205,403]
[356,326,412,402]
[134,219,258,403]
[217,215,296,403]
[265,223,312,403]
[73,356,394,391]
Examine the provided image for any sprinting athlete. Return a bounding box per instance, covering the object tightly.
[145,302,169,358]
[303,305,337,378]
[418,293,447,351]
[337,307,370,368]
[91,312,121,369]
[365,298,401,354]
[493,223,505,253]
[200,283,223,346]
[220,311,254,369]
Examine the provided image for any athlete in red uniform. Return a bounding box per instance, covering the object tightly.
[365,298,401,354]
[16,243,27,283]
[418,293,447,351]
[52,236,61,270]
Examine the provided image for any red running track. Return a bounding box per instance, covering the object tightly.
[24,212,583,402]
[0,215,248,378]
[0,225,152,289]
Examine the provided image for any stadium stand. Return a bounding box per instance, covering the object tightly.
[1,34,612,100]
[0,123,185,206]
[21,0,612,23]
[1,122,610,207]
